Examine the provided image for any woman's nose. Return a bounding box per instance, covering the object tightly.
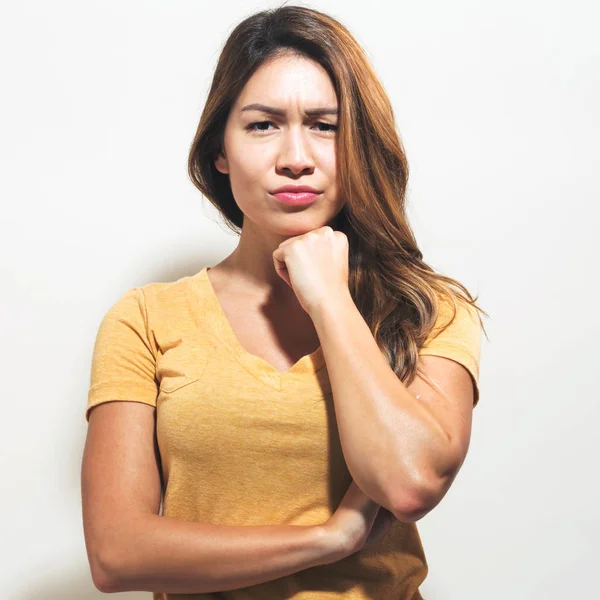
[275,129,315,175]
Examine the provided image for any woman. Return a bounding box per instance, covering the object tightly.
[82,5,488,599]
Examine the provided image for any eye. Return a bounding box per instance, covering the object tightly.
[245,121,338,134]
[315,122,338,133]
[246,121,276,133]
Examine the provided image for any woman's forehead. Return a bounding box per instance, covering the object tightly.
[240,56,335,100]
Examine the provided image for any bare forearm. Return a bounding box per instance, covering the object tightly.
[310,293,450,513]
[99,514,340,594]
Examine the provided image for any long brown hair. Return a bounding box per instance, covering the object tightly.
[188,4,489,394]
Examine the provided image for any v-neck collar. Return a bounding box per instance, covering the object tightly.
[189,266,326,391]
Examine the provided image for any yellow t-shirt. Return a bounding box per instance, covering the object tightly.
[86,266,482,600]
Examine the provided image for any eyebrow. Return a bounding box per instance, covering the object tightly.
[240,103,338,117]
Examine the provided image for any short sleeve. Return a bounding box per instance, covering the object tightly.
[418,297,483,407]
[86,287,158,422]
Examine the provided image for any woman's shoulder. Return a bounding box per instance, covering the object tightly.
[136,270,205,312]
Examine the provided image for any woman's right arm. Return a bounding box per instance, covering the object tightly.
[101,514,336,594]
[81,401,344,595]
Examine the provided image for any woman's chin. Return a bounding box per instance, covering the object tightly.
[273,217,330,236]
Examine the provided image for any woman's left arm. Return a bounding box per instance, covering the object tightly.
[309,292,475,523]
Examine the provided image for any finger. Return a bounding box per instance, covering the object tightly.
[272,255,292,287]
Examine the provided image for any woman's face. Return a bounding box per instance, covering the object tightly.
[215,53,344,236]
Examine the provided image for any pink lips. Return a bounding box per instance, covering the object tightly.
[272,192,320,206]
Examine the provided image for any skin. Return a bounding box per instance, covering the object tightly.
[213,52,345,303]
[211,52,475,518]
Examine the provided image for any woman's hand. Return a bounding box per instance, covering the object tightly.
[272,226,350,315]
[321,479,396,560]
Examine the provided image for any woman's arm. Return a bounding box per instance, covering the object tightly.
[100,516,338,594]
[83,401,343,595]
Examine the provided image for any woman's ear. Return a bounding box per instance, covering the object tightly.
[214,148,229,175]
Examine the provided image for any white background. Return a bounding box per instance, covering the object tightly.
[1,0,598,598]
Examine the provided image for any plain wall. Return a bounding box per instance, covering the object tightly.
[1,0,598,597]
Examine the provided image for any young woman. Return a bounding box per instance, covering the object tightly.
[82,5,488,599]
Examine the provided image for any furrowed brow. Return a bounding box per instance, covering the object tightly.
[240,103,338,117]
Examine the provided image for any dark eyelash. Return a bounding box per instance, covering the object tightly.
[246,121,338,133]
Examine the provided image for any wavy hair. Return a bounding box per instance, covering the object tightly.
[188,4,489,397]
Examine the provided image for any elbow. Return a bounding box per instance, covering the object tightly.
[391,492,432,523]
[90,544,126,594]
[90,515,154,593]
[392,449,464,523]
[91,555,119,593]
[391,473,452,523]
[392,503,433,523]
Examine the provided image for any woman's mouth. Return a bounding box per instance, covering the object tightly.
[271,192,320,206]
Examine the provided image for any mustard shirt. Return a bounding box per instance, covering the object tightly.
[86,266,482,600]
